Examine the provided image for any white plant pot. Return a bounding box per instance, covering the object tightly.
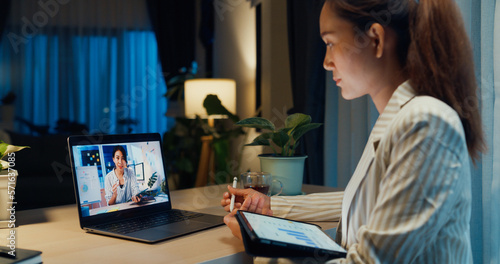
[258,154,307,196]
[0,169,17,228]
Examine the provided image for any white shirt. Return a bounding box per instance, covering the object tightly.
[104,167,140,205]
[271,81,472,263]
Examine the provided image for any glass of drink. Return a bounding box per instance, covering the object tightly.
[240,172,283,196]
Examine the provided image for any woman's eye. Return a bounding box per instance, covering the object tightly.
[326,43,334,48]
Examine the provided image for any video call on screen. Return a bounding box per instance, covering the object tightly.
[72,141,168,217]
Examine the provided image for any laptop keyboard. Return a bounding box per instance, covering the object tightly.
[92,210,205,235]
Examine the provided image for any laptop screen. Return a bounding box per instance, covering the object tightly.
[69,134,169,218]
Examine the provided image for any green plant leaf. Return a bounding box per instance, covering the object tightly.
[245,140,271,146]
[279,127,293,136]
[0,141,29,160]
[285,113,311,129]
[236,117,275,131]
[148,172,158,188]
[236,113,321,157]
[245,133,272,146]
[203,94,239,123]
[0,160,7,170]
[292,123,323,141]
[0,142,7,158]
[272,129,289,149]
[291,141,300,155]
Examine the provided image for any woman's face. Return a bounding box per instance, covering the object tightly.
[320,3,380,100]
[113,150,126,169]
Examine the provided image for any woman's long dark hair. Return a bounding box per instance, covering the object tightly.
[326,0,486,163]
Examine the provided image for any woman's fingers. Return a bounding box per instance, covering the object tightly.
[227,185,256,198]
[239,192,272,215]
[223,213,242,240]
[241,195,259,212]
[255,195,266,214]
[221,192,245,206]
[221,187,252,211]
[222,202,242,212]
[244,196,258,212]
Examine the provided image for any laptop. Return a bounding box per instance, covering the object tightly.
[67,133,224,243]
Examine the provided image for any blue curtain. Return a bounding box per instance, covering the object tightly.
[455,0,499,263]
[0,0,170,135]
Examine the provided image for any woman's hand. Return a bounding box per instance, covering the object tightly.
[108,182,119,205]
[131,195,142,203]
[222,186,273,240]
[112,182,118,197]
[220,186,272,215]
[223,211,244,240]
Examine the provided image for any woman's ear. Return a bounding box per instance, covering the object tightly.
[367,23,385,59]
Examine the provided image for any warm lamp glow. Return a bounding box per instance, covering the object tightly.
[184,79,236,119]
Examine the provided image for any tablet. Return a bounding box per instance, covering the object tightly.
[236,211,347,259]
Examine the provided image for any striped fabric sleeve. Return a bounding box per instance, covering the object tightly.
[270,191,343,221]
[341,105,470,263]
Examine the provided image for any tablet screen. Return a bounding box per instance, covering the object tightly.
[241,211,346,253]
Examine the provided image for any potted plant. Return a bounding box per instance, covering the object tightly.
[163,94,244,189]
[0,141,29,226]
[236,113,322,195]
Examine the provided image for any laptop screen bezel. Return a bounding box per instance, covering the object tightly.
[67,133,173,228]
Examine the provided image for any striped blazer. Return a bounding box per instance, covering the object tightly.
[271,81,472,263]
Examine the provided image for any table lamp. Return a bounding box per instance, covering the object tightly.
[184,78,236,186]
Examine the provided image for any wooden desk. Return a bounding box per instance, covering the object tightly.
[12,184,341,264]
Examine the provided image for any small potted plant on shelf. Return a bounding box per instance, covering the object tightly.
[236,113,321,195]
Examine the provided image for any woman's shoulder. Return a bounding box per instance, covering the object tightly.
[124,167,135,177]
[387,95,467,155]
[397,95,463,131]
[104,169,115,183]
[105,169,114,177]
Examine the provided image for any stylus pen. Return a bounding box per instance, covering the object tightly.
[230,177,237,212]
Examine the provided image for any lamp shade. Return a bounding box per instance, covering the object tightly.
[184,79,236,119]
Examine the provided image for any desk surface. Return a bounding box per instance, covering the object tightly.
[12,184,340,264]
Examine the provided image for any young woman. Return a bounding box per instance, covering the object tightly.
[104,145,141,205]
[221,0,485,262]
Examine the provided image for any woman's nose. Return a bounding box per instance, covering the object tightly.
[323,53,334,71]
